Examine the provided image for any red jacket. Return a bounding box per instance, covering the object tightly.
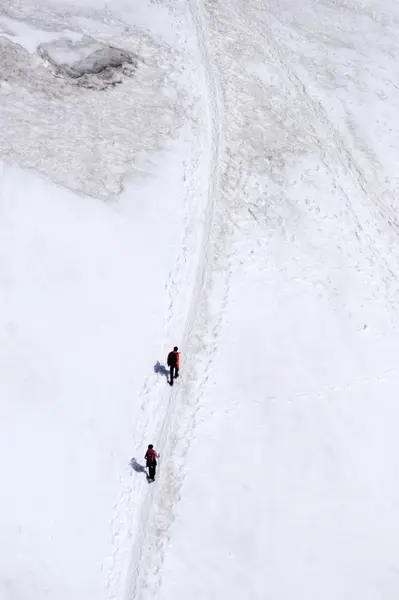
[145,448,159,464]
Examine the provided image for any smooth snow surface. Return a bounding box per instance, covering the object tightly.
[1,0,399,599]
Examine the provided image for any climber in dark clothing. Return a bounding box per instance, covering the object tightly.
[145,444,159,481]
[167,346,180,386]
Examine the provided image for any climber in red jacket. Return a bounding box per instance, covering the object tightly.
[145,444,159,481]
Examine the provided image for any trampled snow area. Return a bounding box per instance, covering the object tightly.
[2,0,399,598]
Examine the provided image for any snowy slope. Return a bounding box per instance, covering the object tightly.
[130,1,399,599]
[0,1,207,598]
[3,0,399,599]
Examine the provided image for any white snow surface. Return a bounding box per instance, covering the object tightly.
[2,0,399,599]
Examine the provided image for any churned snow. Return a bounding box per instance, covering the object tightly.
[1,0,399,599]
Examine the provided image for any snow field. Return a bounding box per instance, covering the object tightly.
[0,1,208,598]
[2,0,399,598]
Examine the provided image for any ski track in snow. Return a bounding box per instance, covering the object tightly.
[249,11,399,240]
[124,1,228,598]
[246,5,399,302]
[105,117,207,598]
[108,143,206,599]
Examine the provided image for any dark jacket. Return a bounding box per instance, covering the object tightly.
[167,350,180,368]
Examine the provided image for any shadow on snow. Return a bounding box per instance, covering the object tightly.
[154,360,168,378]
[130,458,155,484]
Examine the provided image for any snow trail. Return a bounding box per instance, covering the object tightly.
[126,1,226,598]
[6,0,399,598]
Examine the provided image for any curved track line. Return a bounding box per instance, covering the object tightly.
[126,1,224,598]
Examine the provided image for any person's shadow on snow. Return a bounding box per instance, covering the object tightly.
[154,361,169,379]
[129,458,146,474]
[129,458,154,484]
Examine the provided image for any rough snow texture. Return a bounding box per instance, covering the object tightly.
[2,0,399,599]
[0,6,187,199]
[38,39,137,82]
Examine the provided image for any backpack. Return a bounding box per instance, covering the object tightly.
[146,448,157,464]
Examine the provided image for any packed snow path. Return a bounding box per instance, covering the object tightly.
[2,0,399,598]
[127,1,225,598]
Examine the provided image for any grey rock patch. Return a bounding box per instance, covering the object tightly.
[38,37,138,89]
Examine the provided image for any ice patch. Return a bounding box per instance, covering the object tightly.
[38,39,137,80]
[0,3,192,200]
